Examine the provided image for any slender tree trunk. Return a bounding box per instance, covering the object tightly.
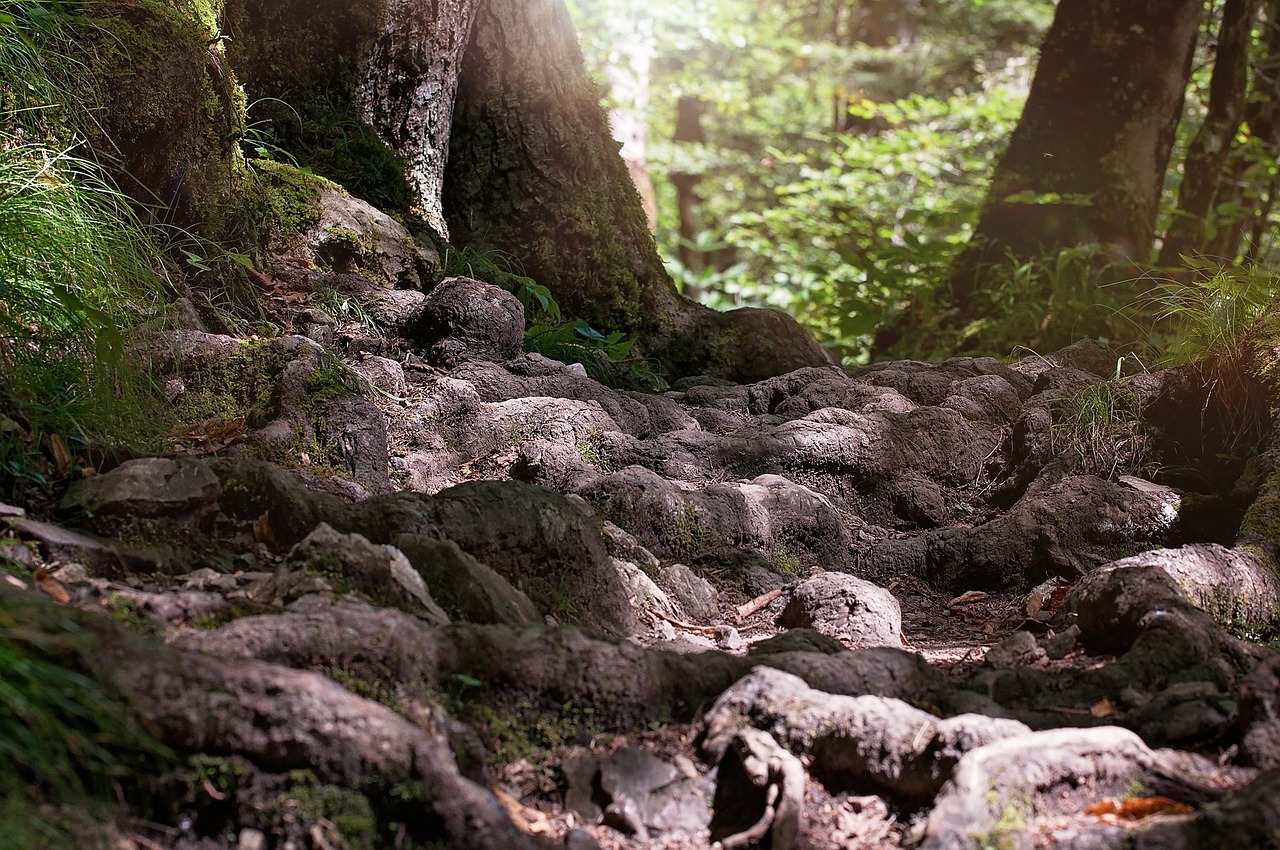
[1206,1,1280,262]
[601,11,658,229]
[1158,0,1263,267]
[948,0,1203,311]
[356,0,480,239]
[672,96,707,299]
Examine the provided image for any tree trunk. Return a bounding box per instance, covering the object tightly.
[444,0,683,339]
[445,0,837,380]
[1158,0,1263,267]
[356,0,480,238]
[672,96,707,299]
[948,0,1203,311]
[1205,1,1280,262]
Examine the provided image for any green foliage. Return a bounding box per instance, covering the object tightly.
[0,595,172,812]
[1145,260,1278,457]
[442,243,663,389]
[1049,364,1152,480]
[0,137,171,497]
[717,90,1024,361]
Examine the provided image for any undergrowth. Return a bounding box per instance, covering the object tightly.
[0,593,173,847]
[442,243,664,390]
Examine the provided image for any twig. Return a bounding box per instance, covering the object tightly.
[652,608,717,634]
[735,588,782,622]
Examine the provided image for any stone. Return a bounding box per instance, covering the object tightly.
[286,523,449,626]
[61,457,220,517]
[414,277,524,366]
[393,534,540,626]
[7,518,124,577]
[351,354,408,397]
[778,572,902,648]
[657,564,717,622]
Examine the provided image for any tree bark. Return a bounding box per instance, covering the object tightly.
[1158,0,1264,267]
[356,0,480,238]
[444,0,684,339]
[1206,1,1280,262]
[948,0,1203,311]
[445,0,836,380]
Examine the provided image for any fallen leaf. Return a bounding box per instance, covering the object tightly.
[947,590,989,607]
[1085,796,1194,822]
[34,566,70,604]
[4,575,27,589]
[1090,698,1115,718]
[253,512,277,552]
[48,433,74,474]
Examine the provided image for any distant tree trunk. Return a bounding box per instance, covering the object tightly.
[1158,0,1263,267]
[601,13,658,229]
[1206,1,1280,263]
[948,0,1202,311]
[672,96,707,299]
[356,0,480,239]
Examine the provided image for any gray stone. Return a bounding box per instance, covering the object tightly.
[658,564,717,622]
[287,523,449,626]
[351,355,408,397]
[309,186,434,288]
[393,533,541,627]
[8,517,123,577]
[778,572,902,648]
[61,457,220,517]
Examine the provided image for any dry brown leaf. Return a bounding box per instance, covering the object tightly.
[1089,698,1116,718]
[1085,796,1194,822]
[947,590,989,607]
[34,566,70,604]
[48,433,74,474]
[253,512,278,552]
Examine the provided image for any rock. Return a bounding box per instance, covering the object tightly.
[427,480,638,636]
[414,277,524,366]
[918,727,1161,850]
[351,355,408,397]
[748,629,847,657]
[286,523,449,626]
[61,457,220,518]
[393,534,540,626]
[564,829,602,850]
[657,564,717,622]
[984,630,1045,669]
[714,625,745,651]
[313,395,392,495]
[565,748,712,839]
[778,572,902,648]
[7,517,124,577]
[615,558,676,619]
[861,474,1183,591]
[702,667,1029,805]
[1074,544,1280,632]
[308,186,434,288]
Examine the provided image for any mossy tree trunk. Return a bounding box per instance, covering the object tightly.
[947,0,1203,311]
[443,0,685,340]
[444,0,836,380]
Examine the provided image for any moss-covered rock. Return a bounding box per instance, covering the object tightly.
[80,0,242,224]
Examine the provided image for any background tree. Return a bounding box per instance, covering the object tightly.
[946,0,1204,314]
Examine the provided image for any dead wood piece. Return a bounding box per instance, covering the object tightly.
[736,589,782,621]
[710,728,804,850]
